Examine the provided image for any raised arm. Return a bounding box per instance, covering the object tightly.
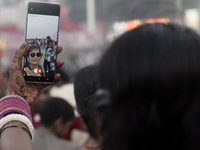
[0,43,64,150]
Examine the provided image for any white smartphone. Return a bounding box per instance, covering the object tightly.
[23,1,60,83]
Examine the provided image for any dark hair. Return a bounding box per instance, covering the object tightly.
[56,68,70,84]
[40,97,74,126]
[98,23,200,150]
[46,36,51,40]
[47,39,53,45]
[26,45,41,57]
[74,64,99,139]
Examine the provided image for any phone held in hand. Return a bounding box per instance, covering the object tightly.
[23,1,60,83]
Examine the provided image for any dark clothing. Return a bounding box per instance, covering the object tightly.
[43,46,55,77]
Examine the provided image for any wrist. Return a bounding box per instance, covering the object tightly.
[0,119,32,140]
[2,120,27,128]
[6,87,22,97]
[0,114,34,139]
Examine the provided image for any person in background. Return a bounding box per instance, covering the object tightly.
[44,39,56,77]
[33,97,79,150]
[46,36,51,43]
[35,38,40,46]
[31,86,52,128]
[31,68,70,128]
[55,68,85,142]
[74,64,102,150]
[30,66,85,146]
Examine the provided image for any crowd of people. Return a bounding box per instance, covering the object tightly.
[1,22,200,150]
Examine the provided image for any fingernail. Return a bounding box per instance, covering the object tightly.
[20,42,26,49]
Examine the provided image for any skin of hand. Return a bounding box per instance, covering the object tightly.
[50,55,54,60]
[6,42,64,105]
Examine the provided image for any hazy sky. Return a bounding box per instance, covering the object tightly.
[26,14,59,40]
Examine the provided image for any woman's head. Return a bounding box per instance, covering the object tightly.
[98,23,200,149]
[74,64,99,139]
[26,46,42,65]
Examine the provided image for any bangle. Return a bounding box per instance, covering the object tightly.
[0,124,32,140]
[0,124,17,134]
[0,95,32,121]
[0,114,34,139]
[22,126,32,139]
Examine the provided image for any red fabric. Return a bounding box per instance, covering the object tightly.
[64,116,84,140]
[0,26,23,34]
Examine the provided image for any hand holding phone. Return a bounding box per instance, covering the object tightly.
[23,2,60,83]
[6,43,64,104]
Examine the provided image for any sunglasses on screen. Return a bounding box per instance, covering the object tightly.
[30,52,42,57]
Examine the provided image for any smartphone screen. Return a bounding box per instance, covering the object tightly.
[23,2,60,83]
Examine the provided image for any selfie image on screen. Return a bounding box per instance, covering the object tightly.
[23,14,59,77]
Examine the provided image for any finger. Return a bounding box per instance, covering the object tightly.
[14,42,28,60]
[55,73,61,82]
[10,42,28,70]
[56,60,64,69]
[57,46,62,54]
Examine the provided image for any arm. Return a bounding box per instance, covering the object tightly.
[0,42,64,150]
[6,42,64,104]
[0,95,34,150]
[0,121,33,150]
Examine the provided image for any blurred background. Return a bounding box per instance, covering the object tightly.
[0,0,200,77]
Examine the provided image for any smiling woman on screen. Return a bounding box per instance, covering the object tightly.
[24,45,44,77]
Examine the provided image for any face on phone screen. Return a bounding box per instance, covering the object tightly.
[23,2,60,83]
